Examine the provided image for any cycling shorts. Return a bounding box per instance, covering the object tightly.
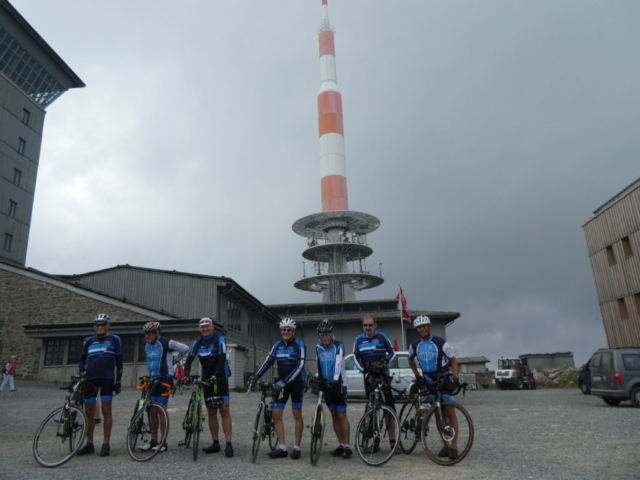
[324,384,348,413]
[274,381,304,410]
[151,377,174,404]
[82,378,114,403]
[365,377,395,410]
[203,378,230,404]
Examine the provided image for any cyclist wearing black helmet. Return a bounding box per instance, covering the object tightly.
[315,320,352,459]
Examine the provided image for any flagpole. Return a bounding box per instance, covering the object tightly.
[399,284,407,351]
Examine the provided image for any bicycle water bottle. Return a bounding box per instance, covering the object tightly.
[419,404,427,422]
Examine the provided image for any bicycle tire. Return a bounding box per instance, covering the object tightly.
[355,404,400,467]
[310,404,324,465]
[182,399,194,448]
[126,403,170,462]
[398,400,419,454]
[192,401,201,461]
[266,408,278,451]
[33,405,87,468]
[251,403,265,463]
[421,402,474,466]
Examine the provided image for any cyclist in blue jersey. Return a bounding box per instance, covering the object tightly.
[141,321,189,453]
[184,317,234,457]
[77,314,123,457]
[315,320,352,459]
[248,318,306,459]
[407,315,460,460]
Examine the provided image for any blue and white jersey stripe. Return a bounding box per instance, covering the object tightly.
[353,332,395,373]
[316,340,346,383]
[256,338,306,384]
[408,334,454,380]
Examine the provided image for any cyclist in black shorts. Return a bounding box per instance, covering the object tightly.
[248,318,306,459]
[77,314,123,457]
[184,318,234,457]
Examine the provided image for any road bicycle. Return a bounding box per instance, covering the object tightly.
[306,375,328,466]
[126,376,174,462]
[247,379,278,463]
[33,375,92,468]
[419,370,474,466]
[355,369,401,467]
[178,375,213,461]
[398,382,432,455]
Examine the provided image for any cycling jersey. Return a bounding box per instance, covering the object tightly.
[184,332,231,380]
[353,332,395,373]
[145,335,189,378]
[316,339,346,383]
[408,334,454,380]
[256,338,306,384]
[80,334,123,382]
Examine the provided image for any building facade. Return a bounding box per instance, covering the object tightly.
[519,352,575,371]
[0,261,281,387]
[0,0,84,266]
[583,178,640,348]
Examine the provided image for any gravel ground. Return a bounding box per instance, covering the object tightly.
[1,382,639,480]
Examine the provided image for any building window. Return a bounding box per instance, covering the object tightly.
[67,338,84,366]
[122,336,137,363]
[22,108,30,125]
[44,339,65,366]
[18,137,26,155]
[617,298,629,320]
[8,200,17,218]
[227,300,242,332]
[13,168,21,186]
[622,236,634,258]
[3,233,12,252]
[606,245,616,266]
[138,339,147,363]
[634,293,640,317]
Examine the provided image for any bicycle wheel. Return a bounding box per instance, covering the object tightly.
[181,400,194,448]
[398,400,420,454]
[266,408,278,451]
[251,403,265,463]
[421,402,474,466]
[127,403,170,462]
[33,405,87,468]
[355,405,400,467]
[310,404,324,465]
[192,401,201,461]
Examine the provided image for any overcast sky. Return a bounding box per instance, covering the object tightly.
[15,0,640,366]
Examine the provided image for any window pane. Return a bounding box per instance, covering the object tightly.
[601,353,613,369]
[121,336,136,363]
[345,356,355,370]
[67,338,84,366]
[622,354,640,371]
[397,354,410,369]
[44,339,65,366]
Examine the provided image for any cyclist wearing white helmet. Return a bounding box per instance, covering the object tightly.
[315,320,352,459]
[407,315,460,460]
[77,314,122,457]
[249,318,306,459]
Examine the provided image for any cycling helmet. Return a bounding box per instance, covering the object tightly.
[199,317,213,326]
[317,320,333,336]
[413,315,431,327]
[143,321,161,333]
[205,396,224,409]
[94,313,110,324]
[279,318,296,330]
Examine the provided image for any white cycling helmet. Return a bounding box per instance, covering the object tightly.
[413,315,431,327]
[94,313,111,324]
[279,318,296,330]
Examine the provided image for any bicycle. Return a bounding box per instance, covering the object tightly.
[33,374,92,468]
[247,379,278,463]
[355,370,401,467]
[419,370,474,466]
[306,375,328,466]
[178,375,214,461]
[126,376,174,462]
[398,382,432,454]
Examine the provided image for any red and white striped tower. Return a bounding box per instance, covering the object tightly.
[318,0,348,212]
[293,0,383,302]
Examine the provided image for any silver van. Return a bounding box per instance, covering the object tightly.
[589,347,640,407]
[344,351,415,398]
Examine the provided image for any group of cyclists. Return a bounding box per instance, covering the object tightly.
[72,310,460,461]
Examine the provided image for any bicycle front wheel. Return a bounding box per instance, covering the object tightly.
[310,404,324,465]
[355,405,400,467]
[251,403,265,463]
[421,402,474,466]
[33,405,87,468]
[266,408,277,451]
[398,400,420,454]
[127,403,170,462]
[192,401,201,461]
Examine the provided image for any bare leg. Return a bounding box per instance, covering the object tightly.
[219,402,232,442]
[292,408,303,447]
[272,408,286,446]
[101,401,112,444]
[84,402,96,444]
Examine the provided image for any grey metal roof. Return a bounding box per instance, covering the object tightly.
[458,356,490,364]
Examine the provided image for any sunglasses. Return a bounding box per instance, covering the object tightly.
[94,323,108,327]
[144,332,157,336]
[363,324,374,327]
[281,328,294,333]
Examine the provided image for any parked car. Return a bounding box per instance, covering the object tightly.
[578,359,592,395]
[590,347,640,407]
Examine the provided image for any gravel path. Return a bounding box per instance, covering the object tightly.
[1,382,638,480]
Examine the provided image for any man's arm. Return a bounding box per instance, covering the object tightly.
[353,338,365,373]
[333,342,345,382]
[215,336,227,379]
[183,340,198,377]
[449,356,459,376]
[255,344,277,379]
[283,341,305,384]
[408,357,421,380]
[383,333,396,364]
[168,339,190,365]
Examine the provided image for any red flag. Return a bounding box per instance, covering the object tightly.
[396,287,412,323]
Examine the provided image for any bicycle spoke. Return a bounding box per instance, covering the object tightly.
[127,403,169,462]
[355,405,399,467]
[33,405,87,468]
[421,402,474,466]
